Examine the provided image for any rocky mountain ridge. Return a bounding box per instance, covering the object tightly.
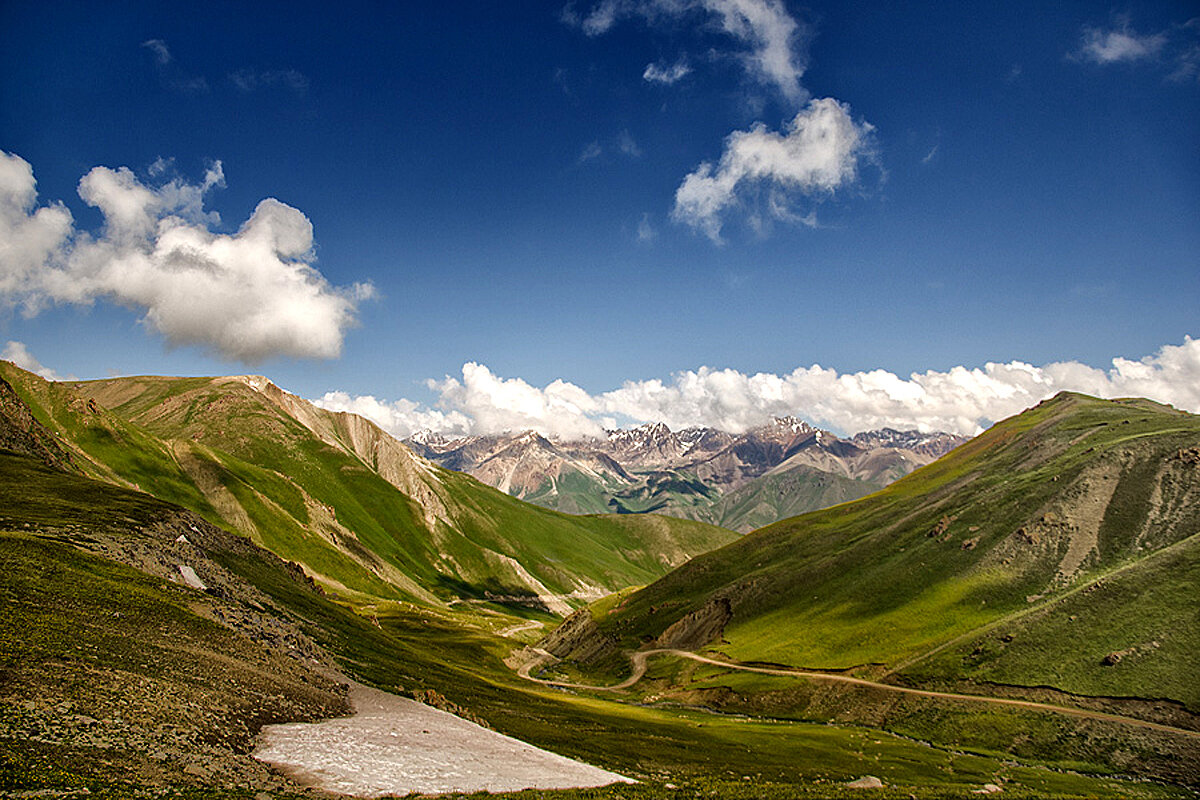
[406,417,965,531]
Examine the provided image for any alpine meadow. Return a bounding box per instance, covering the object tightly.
[1,2,1197,799]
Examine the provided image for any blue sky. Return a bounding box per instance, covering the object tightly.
[1,1,1198,436]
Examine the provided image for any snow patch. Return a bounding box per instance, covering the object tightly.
[254,683,632,796]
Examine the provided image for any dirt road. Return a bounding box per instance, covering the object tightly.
[498,619,545,638]
[518,648,1200,741]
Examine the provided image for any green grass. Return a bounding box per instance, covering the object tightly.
[596,393,1200,679]
[0,364,736,608]
[222,554,1182,796]
[906,531,1200,709]
[0,446,1189,797]
[711,466,881,533]
[557,393,1200,782]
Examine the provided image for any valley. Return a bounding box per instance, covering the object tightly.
[2,360,1197,799]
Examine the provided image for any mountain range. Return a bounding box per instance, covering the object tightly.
[544,391,1200,785]
[3,358,1197,797]
[406,418,965,531]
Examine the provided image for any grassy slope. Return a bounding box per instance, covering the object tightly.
[518,461,884,535]
[707,466,882,532]
[0,362,735,608]
[594,393,1200,708]
[1,449,1176,798]
[0,451,350,794]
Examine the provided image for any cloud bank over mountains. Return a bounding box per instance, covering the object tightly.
[0,151,372,363]
[314,338,1200,441]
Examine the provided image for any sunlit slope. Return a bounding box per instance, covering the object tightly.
[0,363,734,609]
[597,392,1200,707]
[0,449,352,789]
[703,465,879,532]
[3,451,1169,797]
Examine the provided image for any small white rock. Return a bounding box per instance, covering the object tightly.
[972,784,1003,794]
[178,564,206,591]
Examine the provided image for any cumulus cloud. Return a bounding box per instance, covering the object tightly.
[0,151,372,363]
[319,338,1200,440]
[569,0,875,242]
[643,58,692,85]
[672,97,874,241]
[1,341,74,382]
[315,391,474,439]
[429,363,607,440]
[572,0,807,102]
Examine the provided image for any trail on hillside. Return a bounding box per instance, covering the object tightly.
[516,648,1200,741]
[499,619,545,638]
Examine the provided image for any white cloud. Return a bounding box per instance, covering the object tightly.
[617,129,642,158]
[636,212,658,242]
[141,39,172,66]
[0,151,372,363]
[1,341,74,382]
[429,363,607,440]
[315,391,473,439]
[0,153,74,296]
[672,97,874,242]
[229,68,310,94]
[579,131,643,164]
[1072,17,1200,83]
[1076,23,1167,64]
[569,0,874,243]
[318,338,1200,441]
[643,58,692,85]
[579,141,603,162]
[701,0,807,103]
[573,0,807,102]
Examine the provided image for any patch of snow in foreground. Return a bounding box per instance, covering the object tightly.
[253,683,633,796]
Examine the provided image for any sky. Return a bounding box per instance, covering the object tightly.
[1,1,1198,438]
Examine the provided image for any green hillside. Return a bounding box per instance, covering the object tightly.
[0,363,735,612]
[1,446,1182,798]
[596,393,1199,668]
[561,392,1200,778]
[0,450,351,792]
[703,465,880,532]
[523,461,882,534]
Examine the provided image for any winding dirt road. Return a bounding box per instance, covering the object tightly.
[498,619,545,638]
[517,648,1200,741]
